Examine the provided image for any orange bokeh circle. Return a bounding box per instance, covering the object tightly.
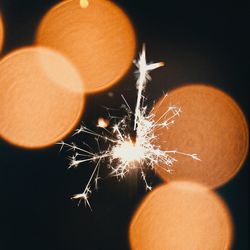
[130,181,233,250]
[152,84,248,188]
[0,14,4,53]
[0,46,85,149]
[36,0,136,93]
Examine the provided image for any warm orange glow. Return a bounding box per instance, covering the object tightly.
[152,84,248,188]
[0,14,4,53]
[36,0,136,93]
[0,46,85,149]
[130,181,233,250]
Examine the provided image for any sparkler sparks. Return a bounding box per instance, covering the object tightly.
[97,117,109,128]
[59,45,200,209]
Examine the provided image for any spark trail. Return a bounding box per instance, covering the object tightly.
[59,45,200,209]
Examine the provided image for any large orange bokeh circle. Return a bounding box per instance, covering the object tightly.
[130,182,233,250]
[36,0,136,93]
[0,46,85,149]
[0,14,4,53]
[152,84,248,188]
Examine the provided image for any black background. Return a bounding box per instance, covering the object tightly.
[0,1,249,249]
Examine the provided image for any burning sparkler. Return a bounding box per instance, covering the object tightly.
[59,45,200,209]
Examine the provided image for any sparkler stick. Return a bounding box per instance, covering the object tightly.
[134,44,164,130]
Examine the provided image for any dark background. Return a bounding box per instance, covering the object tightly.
[0,1,249,249]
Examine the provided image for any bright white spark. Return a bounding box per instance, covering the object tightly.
[59,45,200,209]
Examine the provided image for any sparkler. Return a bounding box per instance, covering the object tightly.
[59,45,200,209]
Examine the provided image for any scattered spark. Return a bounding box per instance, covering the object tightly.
[60,45,200,208]
[97,117,109,128]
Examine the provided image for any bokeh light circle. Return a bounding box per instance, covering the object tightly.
[36,0,136,93]
[130,181,233,250]
[152,84,248,188]
[0,46,85,149]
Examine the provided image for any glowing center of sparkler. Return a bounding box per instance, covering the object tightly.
[113,140,145,163]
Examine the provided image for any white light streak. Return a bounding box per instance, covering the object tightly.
[59,45,200,209]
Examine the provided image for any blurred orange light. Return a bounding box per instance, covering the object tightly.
[152,84,248,188]
[0,46,85,149]
[36,0,136,93]
[130,181,233,250]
